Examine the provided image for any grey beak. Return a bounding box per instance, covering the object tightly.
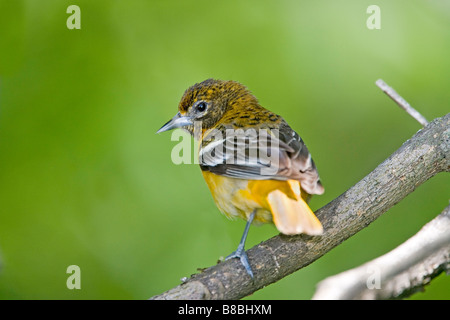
[156,112,193,134]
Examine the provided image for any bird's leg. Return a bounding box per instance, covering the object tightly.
[225,210,256,278]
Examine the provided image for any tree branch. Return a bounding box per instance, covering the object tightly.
[151,113,449,300]
[312,204,450,300]
[376,79,429,127]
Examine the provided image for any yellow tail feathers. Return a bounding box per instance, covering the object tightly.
[267,188,323,236]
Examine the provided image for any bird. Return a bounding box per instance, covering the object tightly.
[157,79,324,278]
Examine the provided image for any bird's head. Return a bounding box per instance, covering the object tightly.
[157,79,258,135]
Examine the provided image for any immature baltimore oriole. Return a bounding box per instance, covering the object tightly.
[157,79,324,278]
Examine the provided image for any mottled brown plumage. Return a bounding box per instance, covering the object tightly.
[176,79,323,195]
[178,79,281,133]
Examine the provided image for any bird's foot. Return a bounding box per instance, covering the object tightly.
[225,245,254,279]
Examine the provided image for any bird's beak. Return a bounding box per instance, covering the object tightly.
[156,112,193,134]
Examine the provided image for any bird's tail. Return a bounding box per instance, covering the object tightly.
[266,180,323,236]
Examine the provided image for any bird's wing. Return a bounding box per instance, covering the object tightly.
[199,121,324,195]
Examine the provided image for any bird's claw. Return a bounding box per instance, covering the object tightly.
[226,246,254,279]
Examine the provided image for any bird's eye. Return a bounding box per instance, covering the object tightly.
[196,102,207,112]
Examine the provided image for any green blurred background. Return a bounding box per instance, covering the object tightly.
[0,0,449,299]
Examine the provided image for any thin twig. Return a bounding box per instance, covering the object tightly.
[376,79,429,127]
